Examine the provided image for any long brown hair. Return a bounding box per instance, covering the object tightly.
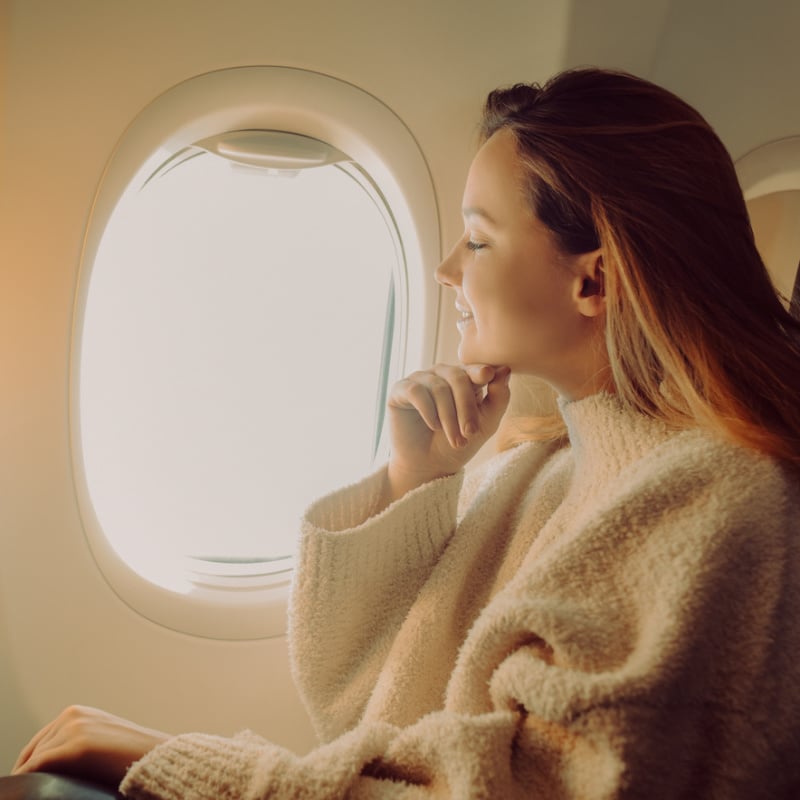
[483,68,800,468]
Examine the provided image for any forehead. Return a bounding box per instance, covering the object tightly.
[463,128,530,221]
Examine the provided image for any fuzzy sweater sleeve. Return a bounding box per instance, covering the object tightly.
[289,465,464,740]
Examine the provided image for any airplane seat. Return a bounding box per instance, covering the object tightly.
[0,773,122,799]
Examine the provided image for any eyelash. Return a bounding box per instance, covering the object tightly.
[466,240,486,251]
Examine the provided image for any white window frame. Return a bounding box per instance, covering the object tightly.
[736,135,800,200]
[736,135,800,311]
[70,67,440,640]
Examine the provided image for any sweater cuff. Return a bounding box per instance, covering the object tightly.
[120,731,284,800]
[299,465,463,591]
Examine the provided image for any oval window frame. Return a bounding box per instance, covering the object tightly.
[736,135,800,311]
[736,135,800,201]
[70,67,440,640]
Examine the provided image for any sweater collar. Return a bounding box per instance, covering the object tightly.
[556,391,675,477]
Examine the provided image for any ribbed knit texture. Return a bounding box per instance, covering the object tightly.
[121,392,800,799]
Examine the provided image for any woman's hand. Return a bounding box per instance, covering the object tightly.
[385,363,511,502]
[12,705,169,787]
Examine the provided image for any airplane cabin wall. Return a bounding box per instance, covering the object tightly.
[2,0,800,773]
[649,0,800,162]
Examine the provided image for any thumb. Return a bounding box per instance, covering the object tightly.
[477,367,511,432]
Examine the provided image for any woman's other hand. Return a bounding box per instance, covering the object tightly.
[12,705,169,787]
[385,363,511,501]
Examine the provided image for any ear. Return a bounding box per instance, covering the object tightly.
[573,251,605,318]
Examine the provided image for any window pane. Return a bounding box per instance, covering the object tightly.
[80,152,397,586]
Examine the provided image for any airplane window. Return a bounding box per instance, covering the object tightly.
[79,136,399,591]
[70,67,439,638]
[737,136,800,320]
[745,189,800,315]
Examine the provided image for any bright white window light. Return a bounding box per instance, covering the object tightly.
[70,67,440,639]
[80,141,397,590]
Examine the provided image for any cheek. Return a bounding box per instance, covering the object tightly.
[504,278,579,345]
[462,267,516,309]
[462,256,570,326]
[498,278,555,322]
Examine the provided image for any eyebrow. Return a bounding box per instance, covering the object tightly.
[462,206,497,225]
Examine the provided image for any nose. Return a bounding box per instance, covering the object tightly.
[434,240,462,289]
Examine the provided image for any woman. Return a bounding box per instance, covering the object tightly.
[10,68,800,798]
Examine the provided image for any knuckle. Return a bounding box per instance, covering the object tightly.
[406,381,428,399]
[428,376,449,394]
[433,363,462,378]
[409,369,432,381]
[65,717,85,737]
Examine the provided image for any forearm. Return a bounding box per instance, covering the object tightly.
[290,466,462,739]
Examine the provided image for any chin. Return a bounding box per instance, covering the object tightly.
[457,345,482,365]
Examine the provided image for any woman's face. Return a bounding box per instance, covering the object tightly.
[435,128,608,399]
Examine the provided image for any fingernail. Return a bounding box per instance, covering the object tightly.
[464,421,477,437]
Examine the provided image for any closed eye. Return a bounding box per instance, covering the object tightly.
[466,240,486,251]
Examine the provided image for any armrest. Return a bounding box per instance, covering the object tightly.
[0,773,123,799]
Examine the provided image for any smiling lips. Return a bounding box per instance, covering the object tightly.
[456,303,474,332]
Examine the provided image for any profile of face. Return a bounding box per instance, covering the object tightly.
[435,128,609,400]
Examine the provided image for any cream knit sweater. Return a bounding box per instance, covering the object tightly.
[121,393,800,799]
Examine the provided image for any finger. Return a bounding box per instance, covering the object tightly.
[431,364,485,440]
[14,745,55,775]
[13,734,63,775]
[418,368,466,448]
[16,735,80,777]
[391,370,470,448]
[389,376,442,432]
[13,705,92,774]
[462,363,497,387]
[13,718,58,772]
